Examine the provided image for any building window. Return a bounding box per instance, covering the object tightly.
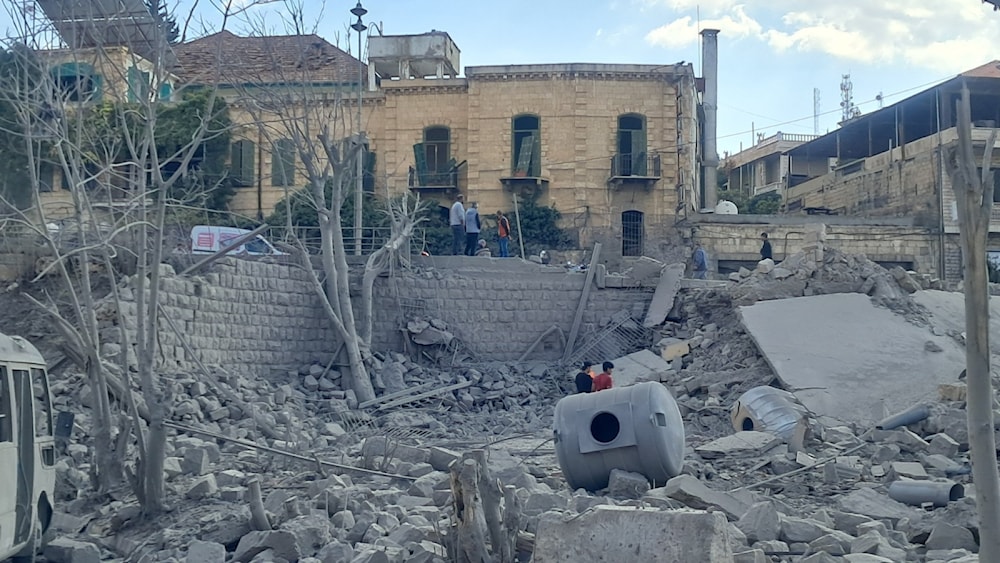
[271,138,295,186]
[128,67,151,103]
[616,114,647,176]
[230,139,256,187]
[0,367,10,442]
[512,114,540,177]
[38,163,55,192]
[31,368,51,437]
[622,210,644,257]
[413,126,452,186]
[51,63,101,102]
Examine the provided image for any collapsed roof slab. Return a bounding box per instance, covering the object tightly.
[912,290,1000,352]
[738,293,964,428]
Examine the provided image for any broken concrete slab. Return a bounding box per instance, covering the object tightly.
[608,349,673,387]
[695,431,782,459]
[739,293,965,427]
[654,475,750,520]
[913,289,1000,352]
[533,506,733,562]
[644,263,685,328]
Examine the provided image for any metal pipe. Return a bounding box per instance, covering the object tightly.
[875,403,931,430]
[700,29,720,210]
[888,479,963,508]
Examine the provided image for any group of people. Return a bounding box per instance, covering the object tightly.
[449,194,512,257]
[574,361,615,393]
[692,232,772,279]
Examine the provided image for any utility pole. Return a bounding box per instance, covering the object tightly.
[350,2,367,255]
[948,81,1000,561]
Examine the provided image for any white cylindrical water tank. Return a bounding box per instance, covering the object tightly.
[715,200,739,215]
[553,382,685,491]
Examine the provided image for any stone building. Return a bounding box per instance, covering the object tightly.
[779,60,1000,280]
[722,131,818,198]
[169,30,708,263]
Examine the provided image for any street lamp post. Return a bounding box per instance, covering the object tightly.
[350,2,367,256]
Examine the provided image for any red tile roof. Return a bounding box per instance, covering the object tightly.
[173,30,365,86]
[960,60,1000,79]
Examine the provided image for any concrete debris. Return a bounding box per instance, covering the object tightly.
[643,263,685,328]
[21,241,995,563]
[533,507,733,562]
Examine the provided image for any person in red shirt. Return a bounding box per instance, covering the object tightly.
[592,361,614,392]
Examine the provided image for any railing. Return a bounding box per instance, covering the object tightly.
[408,166,459,190]
[266,225,427,256]
[610,153,661,178]
[756,132,820,146]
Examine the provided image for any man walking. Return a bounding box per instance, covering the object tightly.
[450,194,465,255]
[760,232,773,261]
[465,202,481,256]
[496,210,511,258]
[692,242,708,279]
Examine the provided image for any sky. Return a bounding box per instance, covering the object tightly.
[7,0,1000,156]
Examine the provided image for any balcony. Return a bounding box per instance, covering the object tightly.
[408,160,465,193]
[609,153,661,190]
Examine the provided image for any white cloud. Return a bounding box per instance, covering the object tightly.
[644,0,1000,73]
[646,6,762,48]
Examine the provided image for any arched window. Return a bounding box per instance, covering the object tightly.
[512,114,540,177]
[413,126,452,186]
[617,114,647,176]
[622,210,644,257]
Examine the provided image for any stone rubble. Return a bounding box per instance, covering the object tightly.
[19,241,994,562]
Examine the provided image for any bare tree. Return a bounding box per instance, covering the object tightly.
[223,10,420,404]
[0,0,236,515]
[946,81,1000,560]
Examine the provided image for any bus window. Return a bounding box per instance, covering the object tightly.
[0,366,9,442]
[31,368,52,437]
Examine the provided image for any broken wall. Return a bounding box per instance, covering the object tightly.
[370,272,653,360]
[694,220,940,277]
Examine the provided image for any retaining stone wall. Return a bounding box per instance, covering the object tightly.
[115,258,654,371]
[117,257,337,376]
[370,273,653,361]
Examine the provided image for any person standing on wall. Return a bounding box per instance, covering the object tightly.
[496,210,511,258]
[692,242,708,280]
[465,202,481,256]
[450,194,466,255]
[592,361,614,392]
[760,232,773,261]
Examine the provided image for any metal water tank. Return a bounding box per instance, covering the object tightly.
[553,381,685,491]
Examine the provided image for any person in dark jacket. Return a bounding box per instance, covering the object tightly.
[760,232,773,260]
[574,361,595,393]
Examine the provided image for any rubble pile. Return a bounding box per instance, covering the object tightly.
[729,225,940,312]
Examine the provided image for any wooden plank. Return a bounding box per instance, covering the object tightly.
[376,380,472,411]
[561,242,602,362]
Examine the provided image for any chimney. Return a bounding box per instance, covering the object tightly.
[700,28,720,210]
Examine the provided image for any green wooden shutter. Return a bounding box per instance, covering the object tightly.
[515,134,535,176]
[364,150,376,193]
[413,143,429,186]
[632,130,647,176]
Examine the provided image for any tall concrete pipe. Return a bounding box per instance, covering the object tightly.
[700,29,720,210]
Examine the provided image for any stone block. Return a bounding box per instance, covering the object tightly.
[43,537,102,563]
[657,338,690,362]
[606,469,650,499]
[315,542,355,563]
[186,540,226,563]
[280,514,333,558]
[938,383,967,402]
[780,516,833,543]
[233,530,301,563]
[835,488,921,524]
[533,506,732,563]
[927,433,960,457]
[925,521,977,552]
[427,446,461,471]
[737,501,780,543]
[733,549,768,563]
[889,461,928,480]
[186,474,218,500]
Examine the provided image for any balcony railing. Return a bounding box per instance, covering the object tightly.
[610,153,661,179]
[408,166,460,191]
